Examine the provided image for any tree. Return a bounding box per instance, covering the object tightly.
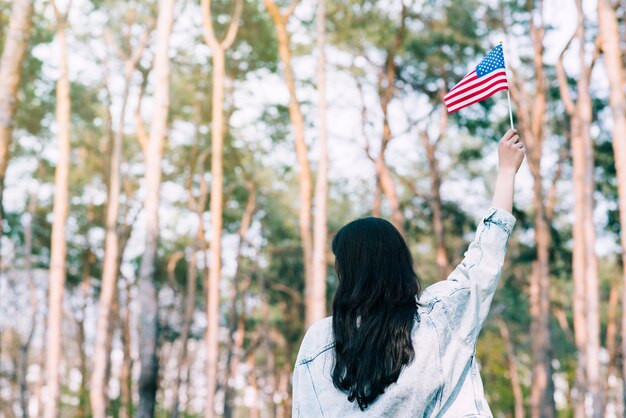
[223,181,256,418]
[200,0,243,415]
[371,2,407,236]
[397,0,484,280]
[497,318,525,418]
[311,0,329,327]
[171,108,209,418]
[89,13,152,418]
[136,0,175,416]
[0,0,33,247]
[263,0,317,326]
[43,0,71,416]
[504,1,556,415]
[556,0,602,415]
[597,1,626,412]
[329,0,410,236]
[18,188,38,418]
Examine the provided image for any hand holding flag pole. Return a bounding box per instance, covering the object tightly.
[444,42,514,130]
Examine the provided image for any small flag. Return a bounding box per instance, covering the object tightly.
[444,44,509,114]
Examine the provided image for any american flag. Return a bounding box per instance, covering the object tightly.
[444,44,509,113]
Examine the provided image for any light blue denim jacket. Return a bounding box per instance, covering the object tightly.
[292,207,516,417]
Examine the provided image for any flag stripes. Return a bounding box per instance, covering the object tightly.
[444,45,509,113]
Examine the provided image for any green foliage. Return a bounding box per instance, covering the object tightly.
[0,0,623,416]
[399,0,484,100]
[327,0,401,53]
[229,0,279,75]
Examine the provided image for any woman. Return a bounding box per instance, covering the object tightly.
[292,129,525,417]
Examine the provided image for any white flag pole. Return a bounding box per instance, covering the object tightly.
[507,90,514,130]
[500,41,515,130]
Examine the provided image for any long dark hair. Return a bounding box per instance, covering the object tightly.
[331,217,421,410]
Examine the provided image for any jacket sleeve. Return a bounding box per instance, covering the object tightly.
[291,326,327,418]
[420,207,516,347]
[292,363,304,417]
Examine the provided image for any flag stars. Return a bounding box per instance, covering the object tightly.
[444,44,509,113]
[476,45,506,77]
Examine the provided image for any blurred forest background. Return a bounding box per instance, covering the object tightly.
[0,0,625,417]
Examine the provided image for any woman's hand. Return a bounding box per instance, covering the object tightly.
[491,129,525,213]
[498,129,525,174]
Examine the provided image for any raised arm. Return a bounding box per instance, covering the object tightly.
[492,129,524,213]
[420,129,525,347]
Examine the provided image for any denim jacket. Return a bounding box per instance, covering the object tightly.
[292,207,516,417]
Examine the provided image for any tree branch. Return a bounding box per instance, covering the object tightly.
[128,20,155,70]
[134,66,150,153]
[201,0,243,51]
[166,251,185,291]
[201,0,220,49]
[556,32,576,115]
[354,74,375,162]
[284,0,301,18]
[546,140,568,221]
[586,34,602,84]
[269,281,302,305]
[221,0,243,50]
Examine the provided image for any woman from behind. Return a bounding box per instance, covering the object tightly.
[292,129,525,417]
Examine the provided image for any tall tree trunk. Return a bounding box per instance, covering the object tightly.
[171,147,208,418]
[275,363,291,418]
[258,271,276,418]
[507,1,555,415]
[605,275,622,416]
[247,355,260,418]
[89,64,126,418]
[371,2,408,237]
[90,24,150,418]
[119,277,134,418]
[497,319,525,418]
[76,251,94,418]
[598,2,626,414]
[311,0,328,326]
[557,1,602,415]
[136,1,175,416]
[223,183,255,418]
[223,311,247,418]
[18,190,38,418]
[419,105,451,279]
[355,75,382,218]
[263,0,316,326]
[43,3,71,416]
[0,0,33,246]
[200,1,243,416]
[206,42,225,417]
[32,319,47,417]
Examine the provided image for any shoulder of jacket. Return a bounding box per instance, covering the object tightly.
[296,316,334,366]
